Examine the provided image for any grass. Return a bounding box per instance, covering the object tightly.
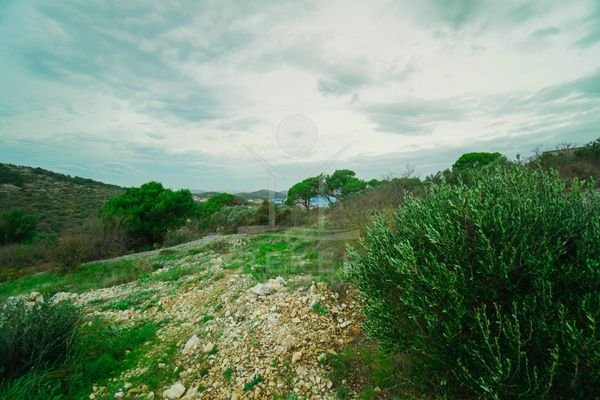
[232,230,343,283]
[325,339,413,400]
[243,374,263,392]
[100,289,159,312]
[0,316,160,400]
[0,260,154,301]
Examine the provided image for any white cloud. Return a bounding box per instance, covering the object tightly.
[0,0,599,190]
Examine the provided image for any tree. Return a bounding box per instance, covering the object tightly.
[101,181,198,247]
[452,152,506,172]
[324,169,367,201]
[286,176,320,209]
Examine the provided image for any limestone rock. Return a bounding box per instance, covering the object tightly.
[291,351,302,364]
[249,276,287,296]
[182,335,201,354]
[27,291,44,304]
[163,382,185,400]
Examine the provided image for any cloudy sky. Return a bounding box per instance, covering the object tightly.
[1,0,599,191]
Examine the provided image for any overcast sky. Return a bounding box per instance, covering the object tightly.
[1,0,599,191]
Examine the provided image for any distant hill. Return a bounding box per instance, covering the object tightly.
[236,189,287,201]
[191,189,287,202]
[0,163,123,235]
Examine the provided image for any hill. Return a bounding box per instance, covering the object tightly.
[236,189,287,201]
[0,163,123,234]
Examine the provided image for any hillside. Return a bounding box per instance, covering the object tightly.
[0,229,368,399]
[0,163,123,234]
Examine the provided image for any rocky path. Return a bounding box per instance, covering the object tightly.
[57,233,363,399]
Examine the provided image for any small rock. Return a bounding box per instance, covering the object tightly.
[49,291,78,304]
[291,351,302,364]
[182,335,201,354]
[158,363,166,369]
[114,392,125,399]
[147,392,155,400]
[249,276,287,296]
[203,342,216,353]
[124,382,132,390]
[163,382,186,400]
[27,291,44,304]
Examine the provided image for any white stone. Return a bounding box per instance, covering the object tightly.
[291,351,302,364]
[182,335,201,354]
[114,392,124,399]
[27,291,44,304]
[163,382,186,400]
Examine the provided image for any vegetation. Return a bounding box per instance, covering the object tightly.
[347,166,599,398]
[0,299,82,381]
[0,314,159,400]
[0,209,38,245]
[101,181,198,247]
[0,260,153,301]
[286,176,322,209]
[0,163,123,234]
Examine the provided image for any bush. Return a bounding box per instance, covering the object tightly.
[0,209,38,244]
[209,205,258,232]
[347,166,599,398]
[329,177,423,231]
[0,299,82,381]
[0,164,24,187]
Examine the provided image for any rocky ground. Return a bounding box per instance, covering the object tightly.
[43,233,364,399]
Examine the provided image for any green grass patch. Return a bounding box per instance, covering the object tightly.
[0,260,152,301]
[0,316,160,400]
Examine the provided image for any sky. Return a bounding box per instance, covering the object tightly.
[1,0,599,192]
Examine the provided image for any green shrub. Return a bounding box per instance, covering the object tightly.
[0,299,82,380]
[0,164,24,186]
[347,166,599,398]
[0,209,38,244]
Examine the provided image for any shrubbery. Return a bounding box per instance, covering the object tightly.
[347,166,599,398]
[0,299,82,381]
[101,182,198,247]
[0,209,38,245]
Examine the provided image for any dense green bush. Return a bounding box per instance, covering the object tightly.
[0,164,24,186]
[101,181,198,247]
[347,166,599,398]
[209,204,258,232]
[0,209,38,245]
[0,299,82,380]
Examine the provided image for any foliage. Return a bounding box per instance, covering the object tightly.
[102,181,198,246]
[0,316,159,400]
[328,177,424,231]
[532,137,600,184]
[0,209,38,245]
[196,193,245,230]
[0,260,152,301]
[0,164,25,186]
[286,176,322,209]
[209,204,258,232]
[347,166,599,398]
[325,169,366,200]
[0,299,82,381]
[0,163,123,235]
[452,152,506,172]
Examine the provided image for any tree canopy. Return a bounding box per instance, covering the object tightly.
[101,181,198,246]
[285,176,321,209]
